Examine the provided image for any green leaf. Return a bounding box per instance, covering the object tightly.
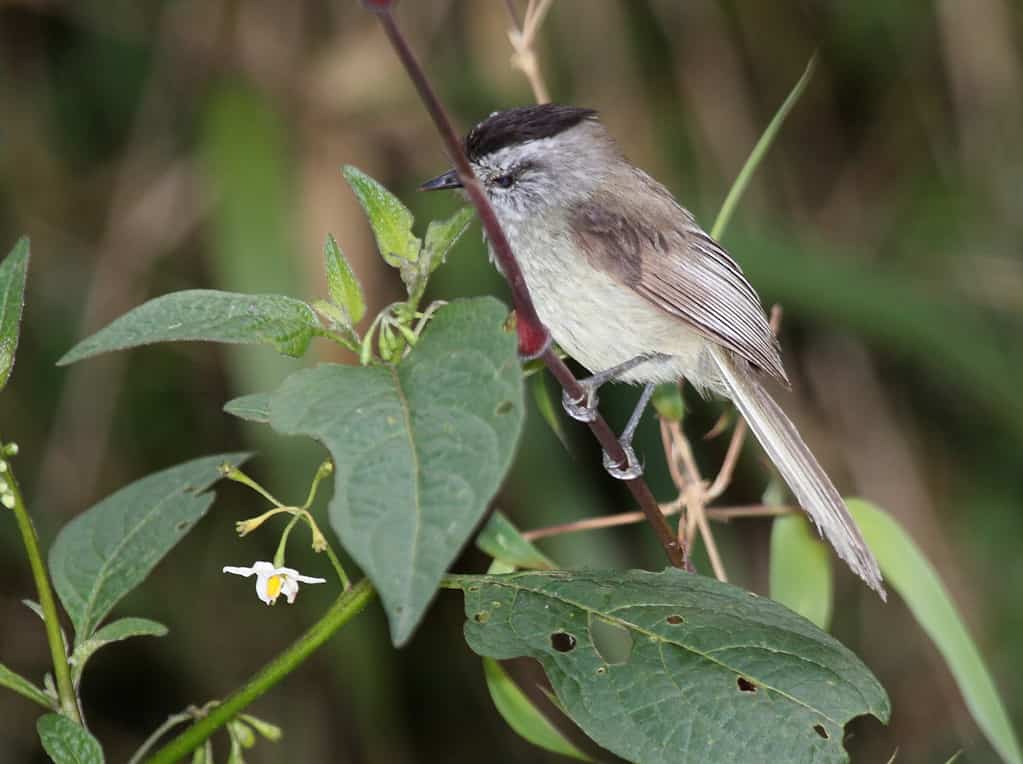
[530,373,570,451]
[49,453,249,643]
[261,297,523,645]
[223,392,272,423]
[342,165,421,266]
[452,568,889,764]
[37,714,104,764]
[0,236,30,392]
[483,658,591,761]
[848,499,1023,764]
[0,661,54,709]
[423,207,473,275]
[57,291,321,366]
[70,617,167,685]
[324,233,366,324]
[476,511,555,571]
[651,382,684,422]
[769,513,833,630]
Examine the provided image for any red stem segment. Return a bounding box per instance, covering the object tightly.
[366,3,685,569]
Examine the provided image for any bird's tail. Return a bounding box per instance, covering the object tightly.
[710,346,885,599]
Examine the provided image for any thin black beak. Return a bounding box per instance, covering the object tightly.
[418,169,462,192]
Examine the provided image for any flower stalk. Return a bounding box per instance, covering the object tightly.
[1,443,81,722]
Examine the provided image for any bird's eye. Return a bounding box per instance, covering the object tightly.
[493,174,514,189]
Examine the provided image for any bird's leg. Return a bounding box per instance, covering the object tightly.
[603,382,655,480]
[561,353,667,422]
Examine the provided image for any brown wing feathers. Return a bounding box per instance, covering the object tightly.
[572,175,788,385]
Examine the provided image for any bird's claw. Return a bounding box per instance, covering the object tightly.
[603,444,643,480]
[562,386,599,422]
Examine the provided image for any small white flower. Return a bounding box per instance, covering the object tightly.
[222,561,326,605]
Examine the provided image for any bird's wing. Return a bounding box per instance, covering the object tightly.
[570,176,788,384]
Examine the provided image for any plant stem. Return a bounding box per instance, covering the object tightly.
[3,453,81,722]
[127,709,194,764]
[145,579,375,764]
[366,3,685,570]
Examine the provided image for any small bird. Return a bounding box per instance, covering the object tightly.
[421,104,883,597]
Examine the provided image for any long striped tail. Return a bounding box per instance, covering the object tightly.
[710,346,885,598]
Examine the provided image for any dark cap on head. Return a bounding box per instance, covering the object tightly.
[465,104,598,161]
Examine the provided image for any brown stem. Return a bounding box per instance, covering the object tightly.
[365,3,684,569]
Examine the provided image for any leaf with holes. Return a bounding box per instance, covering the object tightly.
[57,291,321,365]
[259,297,522,645]
[0,236,29,392]
[37,714,104,764]
[49,453,249,644]
[451,568,889,764]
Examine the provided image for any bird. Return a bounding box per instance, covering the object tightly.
[420,104,884,597]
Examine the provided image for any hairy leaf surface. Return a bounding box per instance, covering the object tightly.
[58,291,320,365]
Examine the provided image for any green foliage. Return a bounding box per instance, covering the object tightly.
[476,511,555,571]
[69,617,167,686]
[222,392,272,423]
[342,165,421,266]
[849,500,1023,764]
[241,298,523,645]
[453,568,889,763]
[0,236,29,392]
[483,657,591,761]
[407,206,474,303]
[770,514,834,630]
[57,291,322,365]
[49,453,249,644]
[37,713,104,764]
[0,661,53,710]
[324,233,366,325]
[651,382,684,422]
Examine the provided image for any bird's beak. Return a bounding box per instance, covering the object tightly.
[418,169,463,192]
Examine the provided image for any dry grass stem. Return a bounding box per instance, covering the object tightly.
[505,0,555,103]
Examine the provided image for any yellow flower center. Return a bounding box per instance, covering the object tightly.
[265,574,284,603]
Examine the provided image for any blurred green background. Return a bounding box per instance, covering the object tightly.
[1,1,1021,761]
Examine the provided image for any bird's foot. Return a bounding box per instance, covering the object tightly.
[602,444,643,480]
[562,384,599,422]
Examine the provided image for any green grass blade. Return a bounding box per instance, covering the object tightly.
[483,658,591,761]
[848,499,1022,764]
[711,54,817,240]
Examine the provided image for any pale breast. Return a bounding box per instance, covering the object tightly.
[496,220,723,391]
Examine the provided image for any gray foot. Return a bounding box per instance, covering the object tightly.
[562,385,599,422]
[603,444,643,480]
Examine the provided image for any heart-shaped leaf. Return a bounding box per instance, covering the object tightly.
[50,453,248,643]
[58,291,321,365]
[452,568,890,764]
[261,297,522,645]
